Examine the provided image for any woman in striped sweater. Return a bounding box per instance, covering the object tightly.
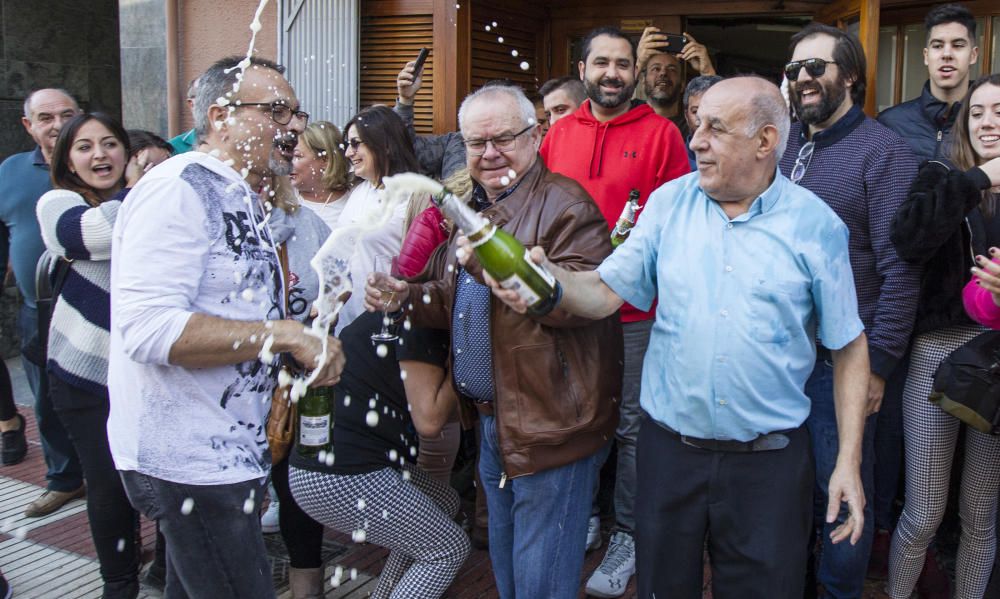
[36,112,140,599]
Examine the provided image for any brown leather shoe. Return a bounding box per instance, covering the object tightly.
[24,485,85,518]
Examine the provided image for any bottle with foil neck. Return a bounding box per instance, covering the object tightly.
[611,189,641,248]
[297,385,333,459]
[430,189,560,316]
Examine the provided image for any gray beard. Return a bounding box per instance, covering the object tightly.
[269,154,292,177]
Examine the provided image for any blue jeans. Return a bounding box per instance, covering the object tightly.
[18,304,82,492]
[478,414,606,599]
[805,359,876,599]
[120,470,272,599]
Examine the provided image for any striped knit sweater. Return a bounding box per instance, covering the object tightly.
[36,188,120,396]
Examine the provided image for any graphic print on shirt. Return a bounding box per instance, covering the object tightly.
[176,164,280,472]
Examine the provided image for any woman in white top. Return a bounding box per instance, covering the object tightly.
[290,121,352,231]
[335,105,426,334]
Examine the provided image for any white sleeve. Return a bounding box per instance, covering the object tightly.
[112,176,209,364]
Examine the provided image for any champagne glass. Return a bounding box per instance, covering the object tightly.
[371,255,399,343]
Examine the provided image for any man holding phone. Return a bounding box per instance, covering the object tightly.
[394,49,467,180]
[636,27,716,138]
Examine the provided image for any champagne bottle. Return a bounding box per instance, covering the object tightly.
[610,189,641,248]
[297,386,333,459]
[431,190,560,316]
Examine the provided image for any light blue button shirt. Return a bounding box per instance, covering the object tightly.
[598,170,863,441]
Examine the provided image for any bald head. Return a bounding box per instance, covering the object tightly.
[689,76,789,210]
[704,77,789,158]
[21,89,80,162]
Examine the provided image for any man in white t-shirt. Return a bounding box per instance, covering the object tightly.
[108,55,344,598]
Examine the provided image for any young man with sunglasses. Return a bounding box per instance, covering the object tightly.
[878,4,979,162]
[539,26,690,598]
[779,23,921,599]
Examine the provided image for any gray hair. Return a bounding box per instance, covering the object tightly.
[737,76,790,159]
[194,55,285,140]
[458,85,536,136]
[683,75,723,109]
[23,88,77,119]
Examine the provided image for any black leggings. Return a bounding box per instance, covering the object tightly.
[0,358,16,421]
[48,374,140,586]
[272,455,325,568]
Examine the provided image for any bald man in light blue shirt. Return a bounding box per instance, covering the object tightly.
[468,76,870,598]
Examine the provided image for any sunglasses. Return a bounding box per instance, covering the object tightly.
[345,138,365,151]
[784,58,837,81]
[790,141,814,185]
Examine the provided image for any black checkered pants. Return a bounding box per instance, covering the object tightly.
[888,325,1000,599]
[288,464,470,599]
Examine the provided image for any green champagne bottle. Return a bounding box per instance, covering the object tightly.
[297,386,333,459]
[431,190,560,316]
[610,189,641,248]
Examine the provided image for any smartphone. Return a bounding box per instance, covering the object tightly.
[662,33,688,54]
[412,47,430,77]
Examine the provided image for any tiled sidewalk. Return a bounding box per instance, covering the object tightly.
[2,355,890,599]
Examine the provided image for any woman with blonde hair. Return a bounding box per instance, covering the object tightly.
[291,120,352,230]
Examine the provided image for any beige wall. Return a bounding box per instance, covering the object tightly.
[176,0,279,132]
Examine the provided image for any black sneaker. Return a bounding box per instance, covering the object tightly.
[1,413,27,466]
[0,571,11,599]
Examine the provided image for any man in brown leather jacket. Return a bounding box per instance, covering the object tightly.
[366,84,623,599]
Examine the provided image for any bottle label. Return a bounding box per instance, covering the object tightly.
[498,273,542,306]
[523,248,556,287]
[497,249,557,306]
[299,414,331,447]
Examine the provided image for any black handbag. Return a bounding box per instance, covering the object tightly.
[929,331,1000,434]
[25,250,72,365]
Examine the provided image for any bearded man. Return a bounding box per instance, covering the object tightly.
[779,23,921,599]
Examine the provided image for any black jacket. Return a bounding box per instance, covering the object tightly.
[891,161,995,335]
[878,81,961,163]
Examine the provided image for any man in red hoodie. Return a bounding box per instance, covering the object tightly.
[539,25,690,598]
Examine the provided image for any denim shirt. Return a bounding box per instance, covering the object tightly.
[598,170,863,441]
[451,182,521,402]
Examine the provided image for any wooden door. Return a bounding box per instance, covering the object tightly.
[814,0,880,115]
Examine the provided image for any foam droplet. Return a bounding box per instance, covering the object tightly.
[500,176,511,186]
[497,36,505,43]
[520,61,530,70]
[511,50,519,57]
[352,529,367,543]
[181,498,194,515]
[366,411,380,427]
[376,344,389,358]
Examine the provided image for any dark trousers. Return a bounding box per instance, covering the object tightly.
[0,358,16,421]
[635,415,813,599]
[48,375,140,594]
[270,456,324,568]
[19,305,82,491]
[120,470,273,599]
[873,353,910,530]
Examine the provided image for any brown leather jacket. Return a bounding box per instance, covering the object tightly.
[408,158,623,479]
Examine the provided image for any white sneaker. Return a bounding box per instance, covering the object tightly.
[586,515,602,552]
[260,499,280,534]
[585,530,635,598]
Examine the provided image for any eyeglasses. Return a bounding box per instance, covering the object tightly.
[790,141,814,184]
[463,125,534,156]
[783,58,837,81]
[345,138,365,151]
[236,101,309,125]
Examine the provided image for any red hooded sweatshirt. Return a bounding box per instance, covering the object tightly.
[540,99,690,322]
